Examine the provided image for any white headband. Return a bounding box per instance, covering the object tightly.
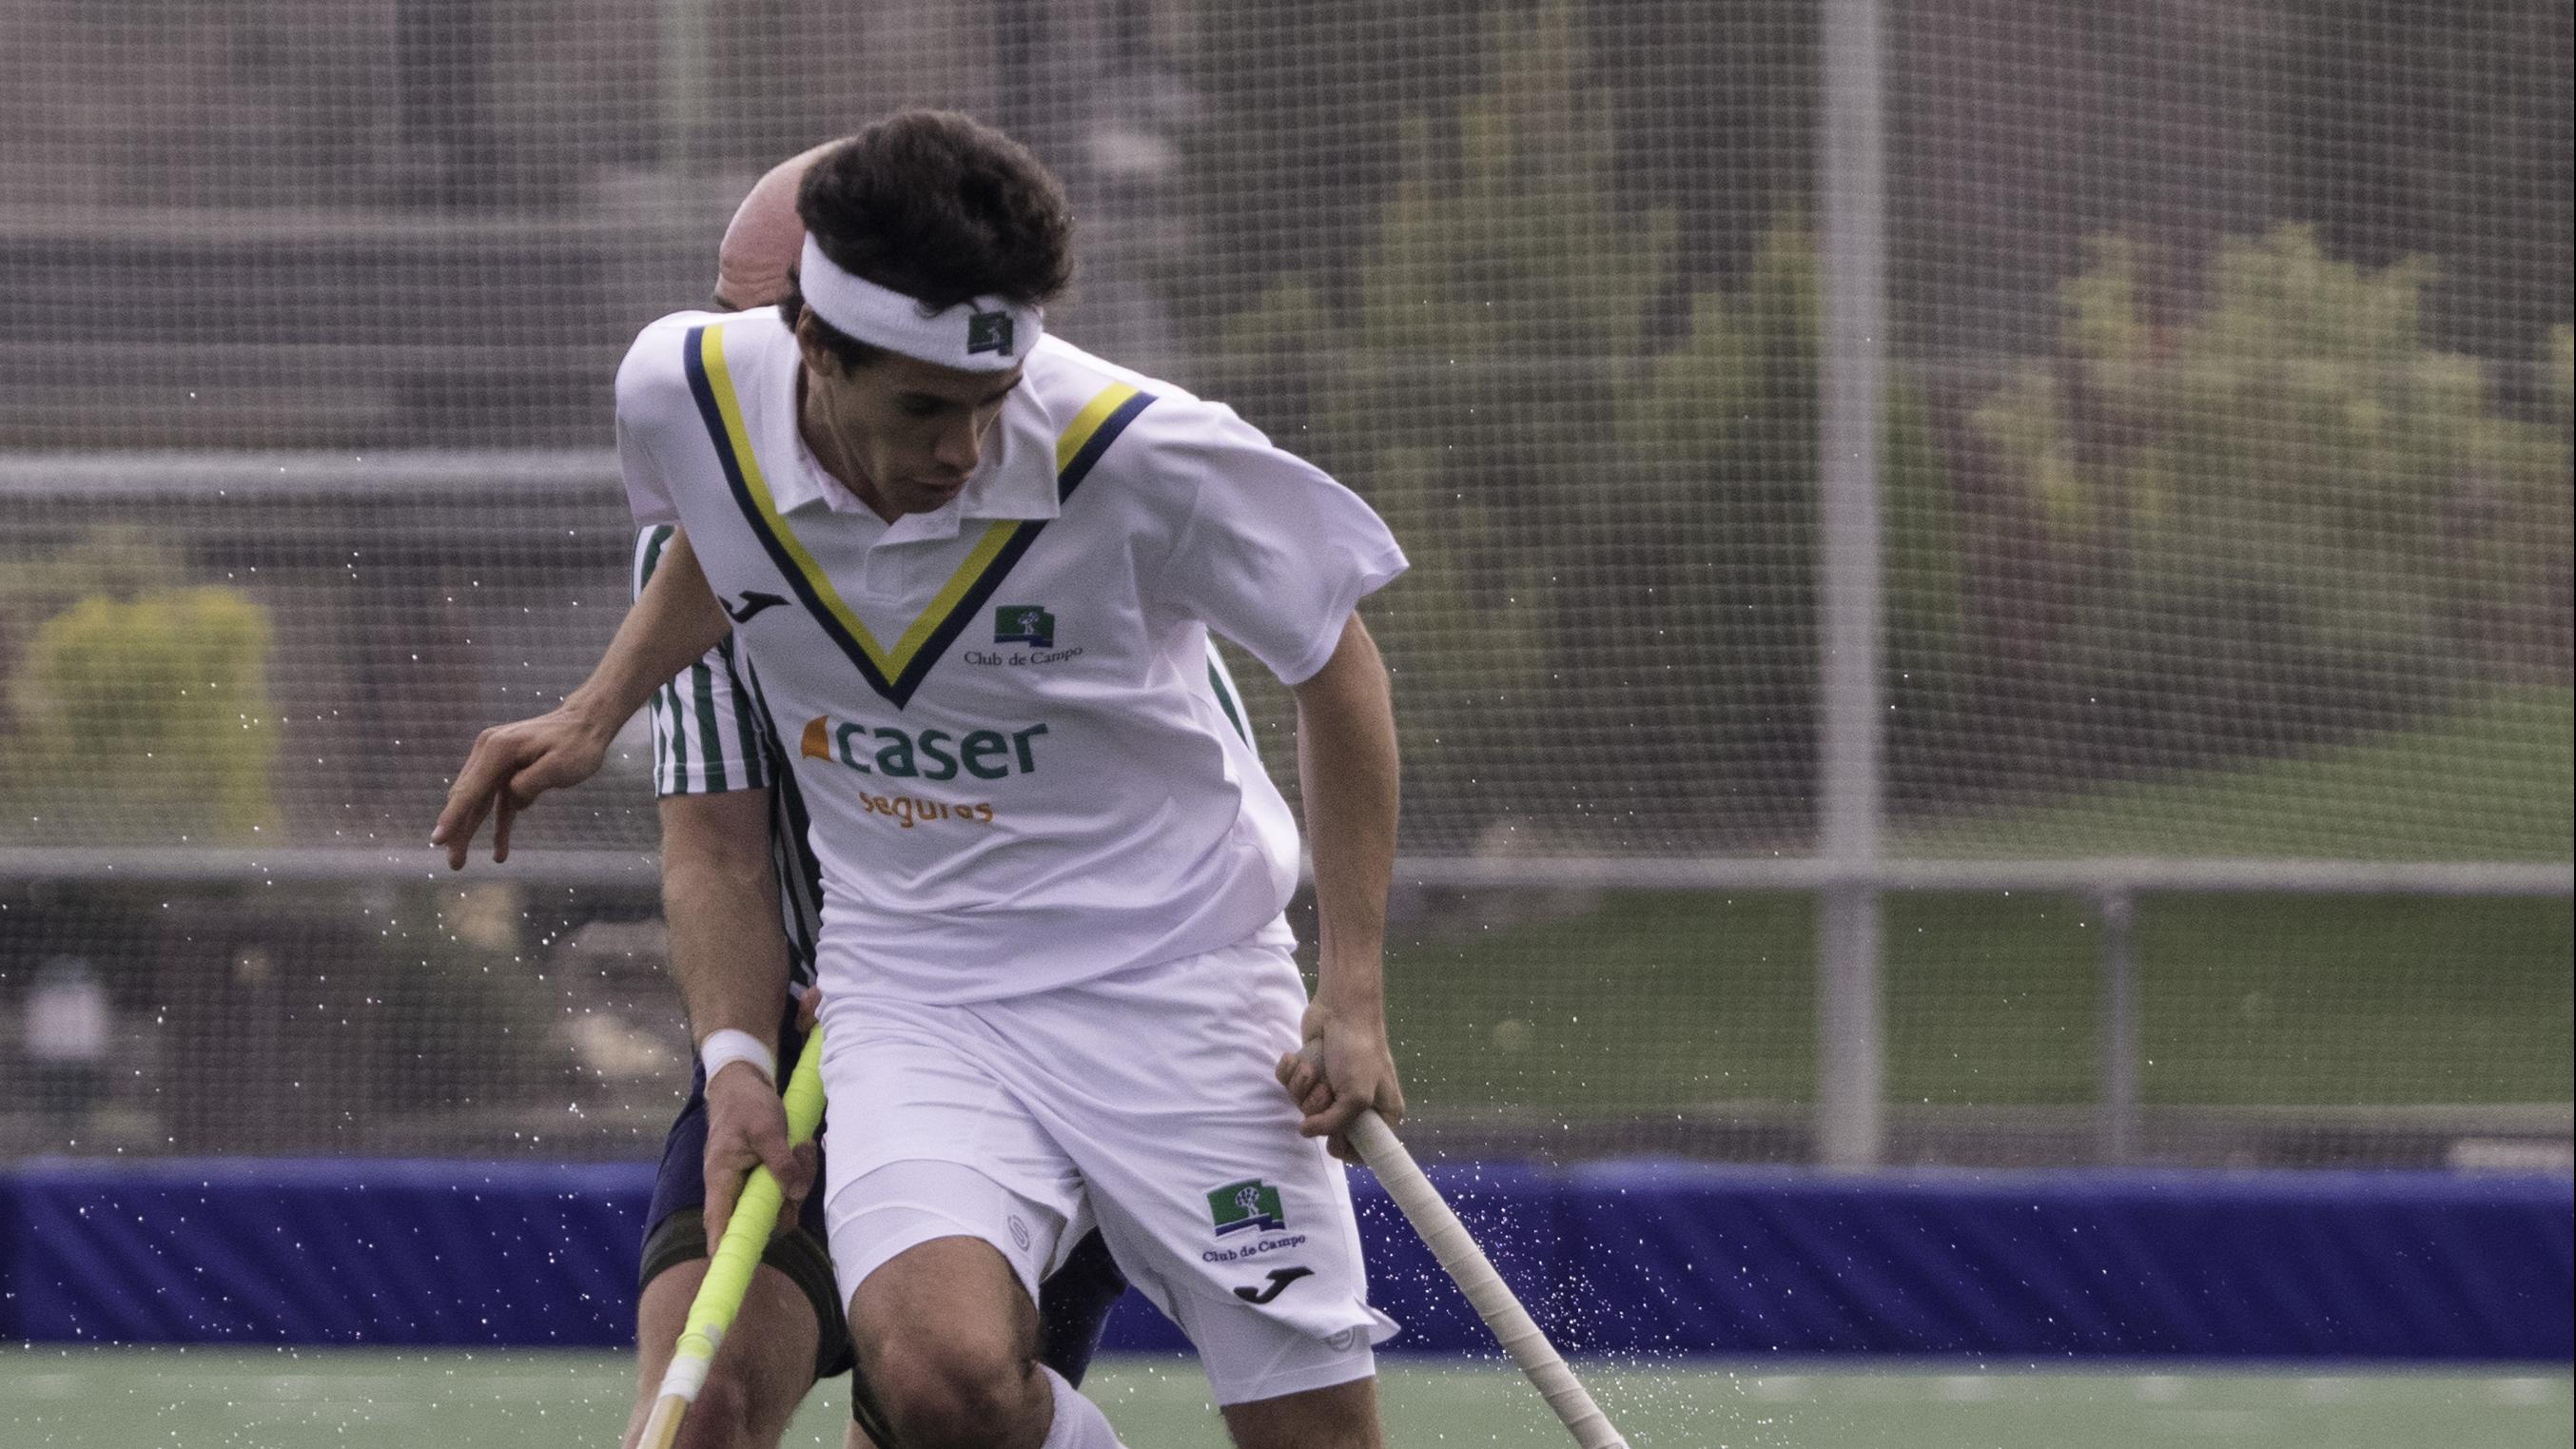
[797,235,1042,371]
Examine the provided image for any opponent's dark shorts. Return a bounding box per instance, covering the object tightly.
[639,1013,1134,1436]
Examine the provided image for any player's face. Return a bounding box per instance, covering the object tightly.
[801,342,1022,518]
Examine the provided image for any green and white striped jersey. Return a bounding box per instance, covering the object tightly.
[633,522,823,988]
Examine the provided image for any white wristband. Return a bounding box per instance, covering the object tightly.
[698,1028,776,1087]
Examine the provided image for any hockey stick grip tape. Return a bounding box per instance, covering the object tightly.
[1348,1110,1629,1449]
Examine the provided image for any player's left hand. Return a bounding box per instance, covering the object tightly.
[431,704,618,869]
[702,1057,814,1245]
[1277,1001,1404,1163]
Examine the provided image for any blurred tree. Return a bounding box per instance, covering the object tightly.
[2274,0,2572,377]
[1171,0,1509,352]
[1217,2,1957,851]
[1962,226,2572,791]
[2492,323,2576,674]
[10,582,281,844]
[1604,223,1962,838]
[1172,0,1817,373]
[1218,0,1641,846]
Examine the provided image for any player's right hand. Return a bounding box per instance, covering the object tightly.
[431,706,617,869]
[702,1058,814,1246]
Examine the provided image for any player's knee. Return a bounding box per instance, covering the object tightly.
[1221,1378,1383,1449]
[866,1329,1040,1449]
[671,1371,756,1449]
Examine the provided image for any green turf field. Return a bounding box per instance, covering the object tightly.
[3,1350,2565,1447]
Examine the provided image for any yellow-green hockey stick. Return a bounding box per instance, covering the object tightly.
[635,1028,829,1449]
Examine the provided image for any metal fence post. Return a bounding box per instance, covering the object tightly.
[1817,0,1887,1169]
[659,0,711,174]
[2097,888,2140,1163]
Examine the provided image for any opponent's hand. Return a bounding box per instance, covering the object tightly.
[431,705,617,869]
[701,1059,815,1248]
[1276,1001,1404,1163]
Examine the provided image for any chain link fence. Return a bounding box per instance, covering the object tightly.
[1,0,2566,1169]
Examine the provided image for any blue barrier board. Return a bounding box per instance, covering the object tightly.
[6,1159,2565,1361]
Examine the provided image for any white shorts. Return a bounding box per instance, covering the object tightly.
[817,938,1399,1405]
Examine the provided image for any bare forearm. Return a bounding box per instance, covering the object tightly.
[1294,615,1399,1012]
[566,528,733,744]
[659,791,793,1049]
[1278,613,1406,1149]
[660,788,812,1240]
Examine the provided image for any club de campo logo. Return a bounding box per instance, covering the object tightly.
[967,309,1016,357]
[1208,1179,1288,1237]
[993,604,1055,648]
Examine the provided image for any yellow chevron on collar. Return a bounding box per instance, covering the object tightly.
[1057,382,1142,473]
[903,382,1142,655]
[699,327,1142,688]
[698,326,905,676]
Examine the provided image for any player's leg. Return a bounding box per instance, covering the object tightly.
[626,1254,825,1449]
[630,1046,854,1449]
[832,1230,1121,1449]
[817,1009,1130,1449]
[834,1225,1122,1448]
[1033,1226,1130,1388]
[1133,1243,1386,1449]
[987,940,1395,1448]
[835,1164,1138,1449]
[1220,1379,1383,1449]
[846,1232,1046,1447]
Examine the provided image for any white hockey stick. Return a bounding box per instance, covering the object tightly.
[1348,1110,1630,1449]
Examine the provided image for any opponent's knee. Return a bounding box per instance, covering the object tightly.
[670,1370,754,1449]
[864,1331,1042,1449]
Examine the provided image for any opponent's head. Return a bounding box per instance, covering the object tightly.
[785,110,1075,517]
[712,142,834,311]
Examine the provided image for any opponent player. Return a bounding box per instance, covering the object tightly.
[439,110,1408,1449]
[623,144,1126,1449]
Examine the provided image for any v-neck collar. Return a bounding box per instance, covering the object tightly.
[768,339,1063,543]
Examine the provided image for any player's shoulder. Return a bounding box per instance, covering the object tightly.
[1023,335,1197,409]
[615,306,793,417]
[615,308,722,417]
[1020,337,1274,484]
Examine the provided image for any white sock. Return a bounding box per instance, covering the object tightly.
[1037,1364,1129,1449]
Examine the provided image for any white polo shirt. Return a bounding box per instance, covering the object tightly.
[615,309,1407,1004]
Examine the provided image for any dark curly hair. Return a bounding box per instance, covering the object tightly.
[782,110,1075,369]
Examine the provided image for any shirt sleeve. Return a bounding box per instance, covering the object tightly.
[1144,403,1409,685]
[633,526,773,797]
[615,319,691,529]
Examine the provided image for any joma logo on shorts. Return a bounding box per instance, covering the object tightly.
[1233,1266,1313,1304]
[1208,1179,1287,1237]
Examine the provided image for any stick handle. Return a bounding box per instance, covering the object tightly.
[1348,1110,1628,1449]
[634,1026,829,1449]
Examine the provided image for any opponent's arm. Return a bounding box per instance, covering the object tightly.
[434,528,732,867]
[660,788,812,1244]
[1278,612,1405,1160]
